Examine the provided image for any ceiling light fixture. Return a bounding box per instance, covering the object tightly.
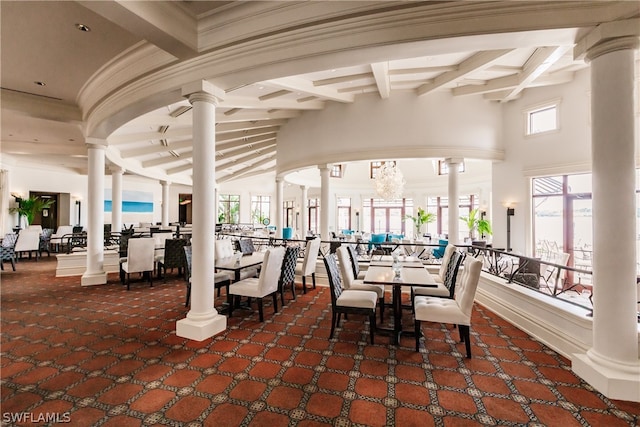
[75,23,91,32]
[374,161,405,201]
[34,81,46,86]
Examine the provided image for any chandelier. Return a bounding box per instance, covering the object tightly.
[374,162,405,200]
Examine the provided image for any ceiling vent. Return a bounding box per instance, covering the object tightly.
[158,125,169,134]
[169,150,180,158]
[160,139,169,147]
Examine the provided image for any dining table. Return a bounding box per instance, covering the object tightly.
[363,262,436,345]
[215,252,265,282]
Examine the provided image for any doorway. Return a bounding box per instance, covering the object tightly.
[30,191,58,230]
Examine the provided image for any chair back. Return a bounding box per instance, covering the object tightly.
[153,233,173,253]
[336,246,356,289]
[432,239,448,259]
[51,225,74,243]
[215,239,235,259]
[279,246,300,286]
[126,238,156,273]
[323,253,343,307]
[163,239,189,269]
[237,238,255,255]
[14,230,41,252]
[345,244,360,278]
[257,246,285,295]
[443,250,465,298]
[3,233,18,248]
[183,245,192,281]
[301,237,321,276]
[438,244,456,278]
[455,256,483,321]
[27,225,43,234]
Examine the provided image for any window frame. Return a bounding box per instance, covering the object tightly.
[524,99,561,136]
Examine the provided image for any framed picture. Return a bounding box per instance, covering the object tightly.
[42,209,49,217]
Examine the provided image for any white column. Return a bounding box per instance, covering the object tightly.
[446,158,461,244]
[110,166,124,233]
[161,180,170,227]
[572,35,640,402]
[300,185,308,237]
[320,164,331,240]
[275,177,284,239]
[82,141,107,286]
[176,81,226,341]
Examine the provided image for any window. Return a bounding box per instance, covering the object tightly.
[251,195,270,225]
[308,198,320,234]
[336,197,351,231]
[218,194,240,223]
[330,164,343,178]
[437,161,465,175]
[526,101,559,135]
[370,161,395,179]
[284,200,295,228]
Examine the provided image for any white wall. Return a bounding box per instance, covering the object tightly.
[493,69,593,254]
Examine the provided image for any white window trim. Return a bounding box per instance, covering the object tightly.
[523,98,561,137]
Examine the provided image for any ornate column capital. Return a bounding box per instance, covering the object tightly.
[182,80,225,105]
[585,36,639,63]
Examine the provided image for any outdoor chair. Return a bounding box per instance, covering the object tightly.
[324,253,378,344]
[414,256,482,357]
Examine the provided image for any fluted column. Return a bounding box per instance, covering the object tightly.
[276,177,284,239]
[572,30,640,402]
[446,158,461,244]
[319,165,331,240]
[300,185,308,237]
[81,141,107,286]
[161,180,170,227]
[176,81,226,341]
[110,166,124,233]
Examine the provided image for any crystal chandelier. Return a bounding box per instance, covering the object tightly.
[374,162,405,200]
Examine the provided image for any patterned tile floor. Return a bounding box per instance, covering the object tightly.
[1,257,639,426]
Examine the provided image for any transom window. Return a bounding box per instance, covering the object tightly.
[526,100,559,135]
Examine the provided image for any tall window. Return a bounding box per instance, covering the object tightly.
[251,195,270,225]
[437,195,477,241]
[284,200,295,228]
[336,197,351,232]
[308,198,320,234]
[218,194,240,223]
[526,100,559,135]
[363,198,410,235]
[330,164,343,178]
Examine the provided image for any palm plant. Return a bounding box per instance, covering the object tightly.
[404,207,435,237]
[460,208,492,240]
[9,196,54,227]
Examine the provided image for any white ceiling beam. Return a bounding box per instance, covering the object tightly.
[416,49,514,96]
[371,62,391,99]
[217,135,277,152]
[217,148,277,169]
[79,1,197,59]
[216,119,288,133]
[218,155,277,183]
[216,140,276,160]
[258,89,290,101]
[313,73,372,86]
[143,150,192,168]
[481,70,575,101]
[166,162,193,175]
[108,128,192,145]
[227,165,277,182]
[121,140,193,158]
[452,74,519,96]
[216,110,301,123]
[223,94,325,110]
[217,127,280,143]
[499,46,570,102]
[265,77,354,103]
[389,66,456,76]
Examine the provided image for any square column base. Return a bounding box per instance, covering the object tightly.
[176,313,227,341]
[572,353,640,402]
[81,271,108,286]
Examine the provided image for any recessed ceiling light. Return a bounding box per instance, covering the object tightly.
[75,23,91,32]
[34,81,46,86]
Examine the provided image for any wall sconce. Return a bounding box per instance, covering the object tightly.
[354,209,360,232]
[75,200,82,226]
[506,207,515,252]
[11,192,24,204]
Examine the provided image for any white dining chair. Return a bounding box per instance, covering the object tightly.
[14,230,41,260]
[414,256,483,357]
[228,246,285,322]
[120,237,156,290]
[215,239,258,280]
[413,249,464,300]
[49,225,74,252]
[336,246,385,322]
[295,237,321,293]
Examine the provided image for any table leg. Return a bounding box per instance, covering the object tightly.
[392,285,402,345]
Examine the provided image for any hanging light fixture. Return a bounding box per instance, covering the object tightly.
[374,161,405,200]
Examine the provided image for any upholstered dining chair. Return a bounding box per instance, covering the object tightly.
[1,233,18,271]
[278,245,300,305]
[158,238,189,281]
[215,239,258,280]
[336,246,385,322]
[295,237,321,293]
[345,244,366,280]
[183,245,232,307]
[323,253,378,344]
[14,230,41,260]
[120,237,156,290]
[413,249,464,301]
[435,244,457,283]
[414,256,483,357]
[228,246,285,322]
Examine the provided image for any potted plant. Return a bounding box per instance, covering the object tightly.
[9,196,54,228]
[404,207,435,237]
[460,208,492,240]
